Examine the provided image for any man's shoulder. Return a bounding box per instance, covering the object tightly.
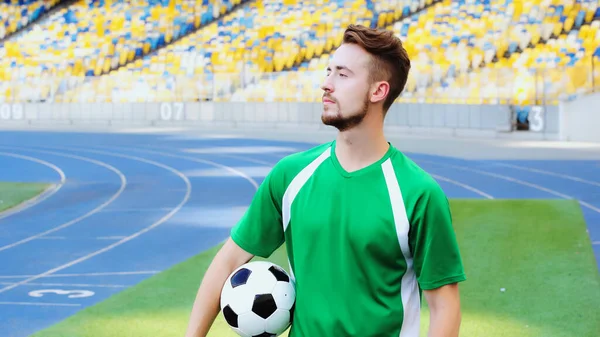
[388,148,445,197]
[274,141,332,171]
[267,141,333,189]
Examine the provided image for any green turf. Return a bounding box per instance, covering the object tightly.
[31,199,600,337]
[0,182,51,213]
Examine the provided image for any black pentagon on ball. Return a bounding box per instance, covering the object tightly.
[268,265,289,282]
[252,294,278,319]
[230,267,252,288]
[222,305,238,328]
[253,333,276,337]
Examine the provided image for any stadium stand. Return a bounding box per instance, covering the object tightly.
[411,0,600,105]
[225,0,441,103]
[1,0,599,107]
[0,0,62,40]
[56,0,438,103]
[1,0,246,102]
[230,0,600,105]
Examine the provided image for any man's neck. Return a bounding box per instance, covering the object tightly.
[334,118,389,173]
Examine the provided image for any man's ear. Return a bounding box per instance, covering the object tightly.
[370,81,390,104]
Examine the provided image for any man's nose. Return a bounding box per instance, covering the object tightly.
[320,75,334,92]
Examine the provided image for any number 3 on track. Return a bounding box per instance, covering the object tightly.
[29,289,95,299]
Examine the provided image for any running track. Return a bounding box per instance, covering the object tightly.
[0,131,598,337]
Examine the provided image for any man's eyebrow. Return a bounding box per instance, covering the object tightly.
[327,65,354,73]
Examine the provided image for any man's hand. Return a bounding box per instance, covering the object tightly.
[423,283,462,337]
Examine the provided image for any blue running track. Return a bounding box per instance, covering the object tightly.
[0,131,598,337]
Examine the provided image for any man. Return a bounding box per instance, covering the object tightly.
[185,24,466,337]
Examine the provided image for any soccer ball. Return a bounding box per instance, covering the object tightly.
[220,261,296,337]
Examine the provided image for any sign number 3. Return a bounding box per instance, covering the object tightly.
[29,289,95,299]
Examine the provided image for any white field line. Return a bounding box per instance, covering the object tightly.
[0,151,66,220]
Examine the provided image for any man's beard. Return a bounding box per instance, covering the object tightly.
[321,94,369,132]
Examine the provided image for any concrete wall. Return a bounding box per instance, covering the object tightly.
[558,92,600,143]
[0,102,561,140]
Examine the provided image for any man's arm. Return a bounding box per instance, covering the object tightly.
[184,238,254,337]
[406,178,466,336]
[185,162,287,337]
[424,283,462,337]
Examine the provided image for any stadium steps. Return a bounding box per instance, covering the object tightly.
[225,0,444,100]
[0,0,76,44]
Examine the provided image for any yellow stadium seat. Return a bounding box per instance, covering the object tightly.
[7,0,590,104]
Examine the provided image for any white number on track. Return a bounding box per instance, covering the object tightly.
[28,289,95,299]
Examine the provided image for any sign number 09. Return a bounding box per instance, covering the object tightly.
[0,104,24,120]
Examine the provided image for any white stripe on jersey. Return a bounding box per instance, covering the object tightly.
[382,158,421,337]
[281,146,331,281]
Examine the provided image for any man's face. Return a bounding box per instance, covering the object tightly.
[320,43,373,131]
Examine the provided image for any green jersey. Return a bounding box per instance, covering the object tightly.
[230,140,466,337]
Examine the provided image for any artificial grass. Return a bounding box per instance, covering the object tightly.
[0,182,51,213]
[31,199,600,337]
[419,199,600,337]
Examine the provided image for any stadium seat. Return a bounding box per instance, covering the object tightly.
[213,0,438,103]
[1,0,245,103]
[0,0,61,40]
[5,0,600,105]
[227,0,600,104]
[397,0,600,105]
[57,0,438,103]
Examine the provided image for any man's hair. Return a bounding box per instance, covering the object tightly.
[342,24,411,112]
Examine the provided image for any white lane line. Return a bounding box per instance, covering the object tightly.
[0,146,191,294]
[430,174,494,199]
[0,147,127,253]
[98,207,175,212]
[0,151,66,220]
[24,236,127,241]
[0,271,161,279]
[216,153,279,166]
[218,153,495,200]
[418,159,600,214]
[0,282,127,288]
[112,145,259,190]
[0,301,81,307]
[492,162,600,187]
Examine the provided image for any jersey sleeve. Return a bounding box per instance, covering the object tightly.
[409,180,466,290]
[230,164,286,258]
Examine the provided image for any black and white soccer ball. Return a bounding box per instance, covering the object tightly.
[220,261,296,337]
